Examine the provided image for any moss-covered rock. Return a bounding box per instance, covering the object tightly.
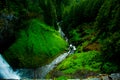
[47,51,102,79]
[3,19,67,68]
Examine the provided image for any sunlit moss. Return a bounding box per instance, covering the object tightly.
[4,19,67,68]
[47,51,102,79]
[56,51,101,74]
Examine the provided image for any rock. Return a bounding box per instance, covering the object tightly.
[109,73,120,80]
[83,73,120,80]
[102,76,110,80]
[84,42,101,51]
[83,78,101,80]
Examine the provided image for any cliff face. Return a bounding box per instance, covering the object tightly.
[0,0,6,10]
[0,12,17,53]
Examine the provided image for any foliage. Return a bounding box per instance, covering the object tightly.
[38,0,56,26]
[60,0,120,74]
[69,29,80,43]
[4,0,55,27]
[3,19,67,68]
[102,62,119,74]
[47,51,102,79]
[56,51,101,74]
[62,0,104,34]
[94,0,120,73]
[100,32,120,73]
[1,0,120,75]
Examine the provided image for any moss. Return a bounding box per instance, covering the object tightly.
[58,51,101,72]
[3,19,67,68]
[47,51,102,79]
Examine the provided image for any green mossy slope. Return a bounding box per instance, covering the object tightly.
[3,19,67,68]
[47,51,101,79]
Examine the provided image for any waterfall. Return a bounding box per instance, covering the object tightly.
[57,21,76,54]
[57,21,68,42]
[0,54,20,79]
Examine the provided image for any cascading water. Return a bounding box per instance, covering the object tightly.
[57,21,76,54]
[39,22,76,78]
[0,54,20,79]
[36,22,76,78]
[57,21,68,42]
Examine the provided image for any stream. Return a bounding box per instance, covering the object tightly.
[16,50,75,79]
[16,52,70,79]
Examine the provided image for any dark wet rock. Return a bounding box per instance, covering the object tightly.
[102,76,109,80]
[73,70,98,79]
[16,69,34,79]
[0,13,17,52]
[109,73,120,80]
[83,78,101,80]
[50,70,64,78]
[84,73,120,80]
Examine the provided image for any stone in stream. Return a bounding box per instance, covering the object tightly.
[109,73,120,80]
[101,76,110,80]
[68,44,76,54]
[82,73,120,80]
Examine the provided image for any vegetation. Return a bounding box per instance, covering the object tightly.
[0,0,120,79]
[60,0,120,74]
[3,19,67,68]
[47,51,101,79]
[47,0,120,78]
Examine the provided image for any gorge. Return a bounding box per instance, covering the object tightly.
[0,0,120,79]
[0,25,76,79]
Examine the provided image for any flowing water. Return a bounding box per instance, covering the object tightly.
[17,45,76,79]
[36,22,76,78]
[38,43,76,78]
[36,52,69,78]
[0,54,20,79]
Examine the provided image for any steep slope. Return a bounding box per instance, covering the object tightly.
[3,19,67,68]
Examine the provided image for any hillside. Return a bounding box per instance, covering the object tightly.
[0,0,120,79]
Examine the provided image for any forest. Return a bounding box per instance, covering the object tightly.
[0,0,120,79]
